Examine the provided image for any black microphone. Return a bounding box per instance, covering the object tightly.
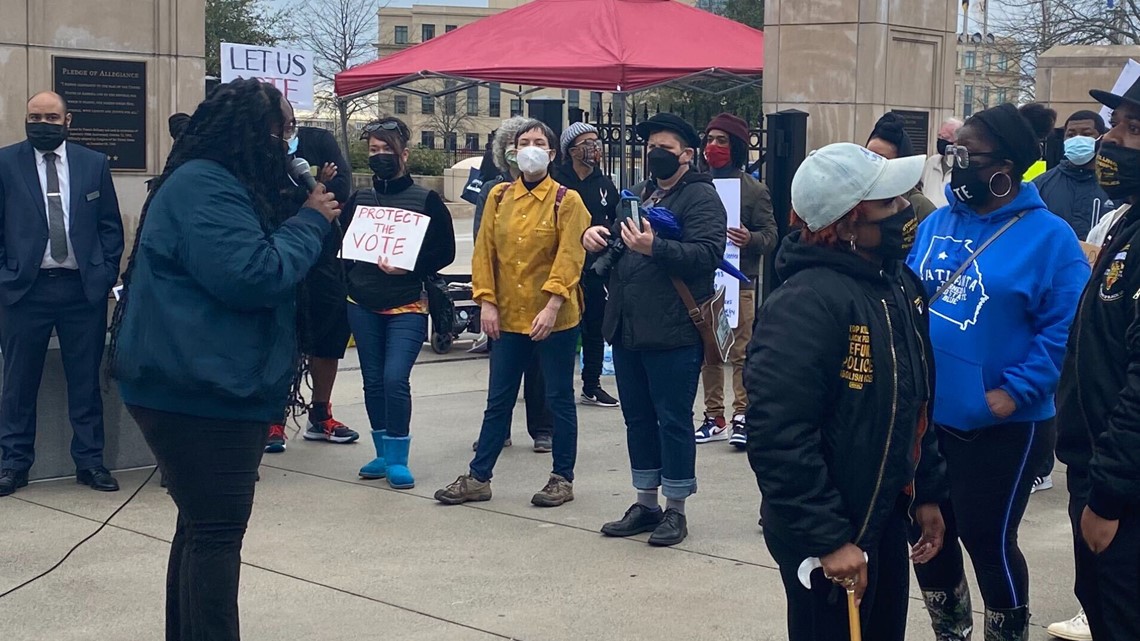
[288,158,318,191]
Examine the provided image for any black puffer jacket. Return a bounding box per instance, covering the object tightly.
[1057,207,1140,520]
[745,232,947,563]
[600,170,726,351]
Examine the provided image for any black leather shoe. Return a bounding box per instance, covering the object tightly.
[76,466,120,492]
[648,508,688,547]
[0,469,29,497]
[601,503,664,537]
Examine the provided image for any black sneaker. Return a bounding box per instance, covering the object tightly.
[601,503,664,537]
[581,387,619,407]
[648,508,688,547]
[729,415,747,450]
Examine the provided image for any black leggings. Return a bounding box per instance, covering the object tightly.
[130,405,266,641]
[912,422,1046,610]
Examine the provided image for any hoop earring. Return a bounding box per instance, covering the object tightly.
[989,172,1013,198]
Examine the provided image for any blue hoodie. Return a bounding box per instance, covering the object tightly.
[907,182,1090,431]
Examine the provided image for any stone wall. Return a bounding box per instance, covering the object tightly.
[0,0,206,272]
[764,0,958,152]
[1037,45,1140,125]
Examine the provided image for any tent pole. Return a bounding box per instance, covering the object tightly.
[617,91,628,189]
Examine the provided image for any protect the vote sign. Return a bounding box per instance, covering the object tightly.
[341,206,429,271]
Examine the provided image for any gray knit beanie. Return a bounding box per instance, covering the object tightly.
[560,122,599,157]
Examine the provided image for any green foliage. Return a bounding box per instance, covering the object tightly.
[406,147,449,176]
[721,0,764,30]
[205,0,287,77]
[348,138,370,171]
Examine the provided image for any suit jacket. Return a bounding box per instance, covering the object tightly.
[0,140,125,306]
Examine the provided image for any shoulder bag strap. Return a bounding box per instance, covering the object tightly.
[930,211,1026,304]
[670,277,703,322]
[553,185,567,225]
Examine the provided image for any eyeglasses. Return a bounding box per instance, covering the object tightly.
[361,120,409,143]
[944,144,999,169]
[283,119,297,140]
[572,140,602,151]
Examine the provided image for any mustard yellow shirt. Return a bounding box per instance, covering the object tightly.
[472,176,590,335]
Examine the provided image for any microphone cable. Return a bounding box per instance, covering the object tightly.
[0,465,158,600]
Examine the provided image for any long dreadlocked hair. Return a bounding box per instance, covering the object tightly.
[107,79,313,413]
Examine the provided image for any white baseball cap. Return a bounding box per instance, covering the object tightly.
[791,143,926,232]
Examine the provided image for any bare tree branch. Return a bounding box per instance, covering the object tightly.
[286,0,386,156]
[990,0,1140,99]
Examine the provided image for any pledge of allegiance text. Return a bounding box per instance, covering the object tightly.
[341,206,429,272]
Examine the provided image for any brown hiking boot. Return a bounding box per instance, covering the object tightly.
[531,474,574,507]
[434,474,491,505]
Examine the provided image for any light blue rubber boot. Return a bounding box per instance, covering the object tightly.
[383,434,415,489]
[358,430,387,479]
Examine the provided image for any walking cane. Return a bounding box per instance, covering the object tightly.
[797,556,865,641]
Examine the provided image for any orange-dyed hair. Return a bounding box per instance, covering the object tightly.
[789,208,864,248]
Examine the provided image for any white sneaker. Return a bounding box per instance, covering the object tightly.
[1031,474,1054,494]
[1046,609,1091,641]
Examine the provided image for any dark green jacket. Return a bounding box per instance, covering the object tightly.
[116,160,329,422]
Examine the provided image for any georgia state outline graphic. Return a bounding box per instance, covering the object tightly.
[918,235,990,331]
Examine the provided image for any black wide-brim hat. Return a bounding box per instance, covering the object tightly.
[635,113,701,149]
[1091,75,1140,112]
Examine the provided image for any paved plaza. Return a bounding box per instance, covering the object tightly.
[0,347,1079,640]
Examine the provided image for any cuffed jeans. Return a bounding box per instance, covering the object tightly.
[470,328,579,482]
[347,304,427,438]
[612,341,702,499]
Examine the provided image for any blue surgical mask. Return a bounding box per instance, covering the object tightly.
[1064,135,1096,166]
[287,134,299,156]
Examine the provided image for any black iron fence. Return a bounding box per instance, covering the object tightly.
[581,102,767,187]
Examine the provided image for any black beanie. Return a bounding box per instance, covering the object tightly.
[969,104,1041,177]
[868,113,914,158]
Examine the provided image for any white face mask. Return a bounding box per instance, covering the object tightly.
[516,145,551,174]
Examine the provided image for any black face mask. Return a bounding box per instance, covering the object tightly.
[647,147,682,180]
[26,122,68,152]
[936,138,950,157]
[873,204,917,261]
[369,153,401,180]
[1096,144,1140,200]
[950,165,994,207]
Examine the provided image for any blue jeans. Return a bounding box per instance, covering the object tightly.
[347,304,427,438]
[612,342,702,499]
[470,328,580,482]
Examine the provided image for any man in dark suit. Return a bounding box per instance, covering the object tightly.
[264,101,358,453]
[0,91,125,496]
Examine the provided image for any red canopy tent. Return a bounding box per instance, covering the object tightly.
[334,0,763,98]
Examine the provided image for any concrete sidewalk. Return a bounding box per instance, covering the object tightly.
[0,349,1078,640]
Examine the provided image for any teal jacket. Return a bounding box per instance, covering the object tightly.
[116,159,329,422]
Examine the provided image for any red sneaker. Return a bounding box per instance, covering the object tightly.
[303,415,360,444]
[265,423,287,453]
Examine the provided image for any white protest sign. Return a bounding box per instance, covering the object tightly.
[1101,59,1140,125]
[221,43,314,109]
[714,179,742,329]
[341,206,430,272]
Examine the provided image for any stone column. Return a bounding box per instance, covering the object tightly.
[763,0,958,153]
